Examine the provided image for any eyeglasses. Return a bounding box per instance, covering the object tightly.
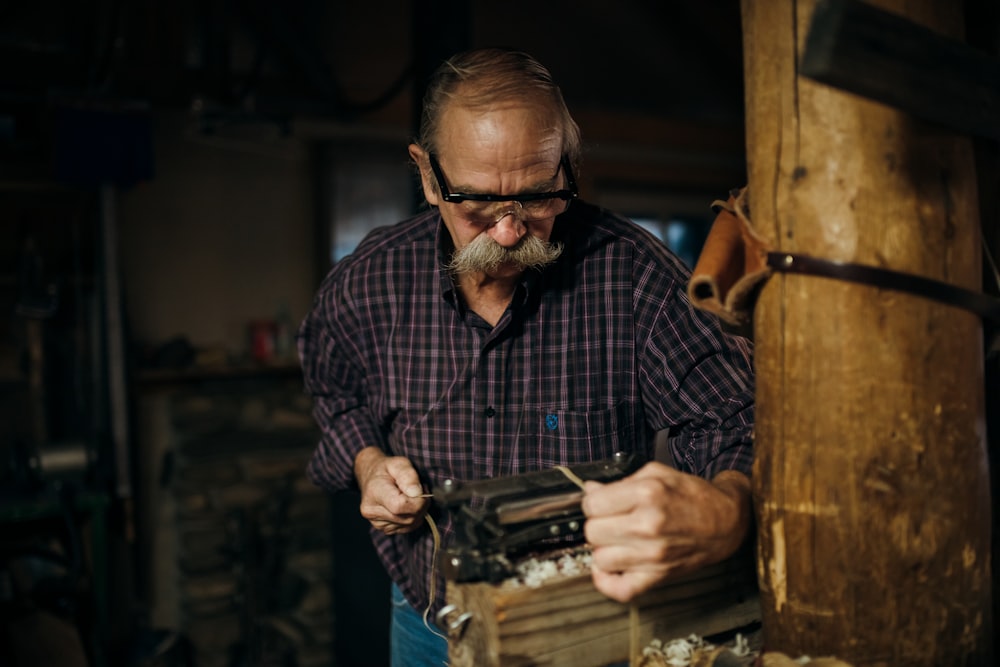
[427,152,578,225]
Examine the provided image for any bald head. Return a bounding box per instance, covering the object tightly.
[416,48,581,169]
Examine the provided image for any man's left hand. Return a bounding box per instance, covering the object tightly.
[581,462,752,603]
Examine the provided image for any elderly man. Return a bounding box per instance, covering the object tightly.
[298,47,754,666]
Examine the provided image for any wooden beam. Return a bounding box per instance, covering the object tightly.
[800,0,1000,140]
[743,0,992,663]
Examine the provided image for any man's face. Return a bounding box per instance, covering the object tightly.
[410,101,567,280]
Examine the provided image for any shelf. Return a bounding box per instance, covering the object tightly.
[136,361,303,387]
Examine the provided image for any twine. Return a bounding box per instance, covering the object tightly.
[422,512,448,641]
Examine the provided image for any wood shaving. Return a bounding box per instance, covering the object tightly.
[638,632,757,667]
[642,634,715,666]
[503,547,593,588]
[760,655,854,666]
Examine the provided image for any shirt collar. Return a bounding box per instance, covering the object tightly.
[434,216,461,308]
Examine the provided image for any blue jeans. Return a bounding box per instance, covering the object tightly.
[390,582,449,667]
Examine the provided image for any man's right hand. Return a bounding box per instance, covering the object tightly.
[353,446,429,535]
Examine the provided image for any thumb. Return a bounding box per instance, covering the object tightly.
[385,457,424,497]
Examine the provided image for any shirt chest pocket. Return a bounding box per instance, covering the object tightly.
[527,400,642,466]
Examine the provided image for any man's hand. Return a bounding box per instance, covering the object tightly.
[354,446,429,535]
[581,462,752,603]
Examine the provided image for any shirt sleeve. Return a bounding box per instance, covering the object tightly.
[297,271,384,492]
[637,259,755,480]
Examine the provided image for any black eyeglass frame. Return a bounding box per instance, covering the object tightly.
[427,153,579,205]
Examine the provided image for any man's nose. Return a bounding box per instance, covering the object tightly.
[488,210,526,247]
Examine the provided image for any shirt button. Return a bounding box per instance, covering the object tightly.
[484,406,496,418]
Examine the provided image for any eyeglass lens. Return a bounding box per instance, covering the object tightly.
[458,198,569,224]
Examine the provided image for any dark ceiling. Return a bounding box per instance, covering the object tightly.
[469,1,745,122]
[0,0,746,172]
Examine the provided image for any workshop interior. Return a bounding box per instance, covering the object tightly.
[1,1,999,666]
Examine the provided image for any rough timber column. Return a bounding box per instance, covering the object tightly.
[741,0,992,664]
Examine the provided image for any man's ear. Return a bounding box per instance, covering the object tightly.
[408,144,440,206]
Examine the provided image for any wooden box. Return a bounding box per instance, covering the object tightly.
[443,553,761,667]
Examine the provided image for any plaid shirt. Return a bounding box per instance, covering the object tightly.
[298,200,754,617]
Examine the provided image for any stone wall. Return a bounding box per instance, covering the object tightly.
[137,371,331,667]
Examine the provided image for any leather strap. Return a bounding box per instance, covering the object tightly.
[766,252,1000,322]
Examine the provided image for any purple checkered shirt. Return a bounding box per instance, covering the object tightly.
[297,200,754,618]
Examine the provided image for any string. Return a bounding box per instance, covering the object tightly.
[422,513,448,641]
[552,464,587,490]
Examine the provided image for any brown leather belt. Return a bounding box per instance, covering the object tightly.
[766,252,1000,323]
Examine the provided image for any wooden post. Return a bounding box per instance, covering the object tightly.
[741,0,992,664]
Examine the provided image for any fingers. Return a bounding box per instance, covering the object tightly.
[590,540,701,603]
[584,506,669,549]
[590,563,666,603]
[630,460,681,481]
[593,532,702,566]
[589,538,675,572]
[582,464,678,519]
[384,456,426,499]
[582,463,738,603]
[369,514,427,535]
[357,454,429,535]
[361,489,429,534]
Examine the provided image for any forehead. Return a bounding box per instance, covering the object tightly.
[436,101,563,162]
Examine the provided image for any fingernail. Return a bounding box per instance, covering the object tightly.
[404,485,424,498]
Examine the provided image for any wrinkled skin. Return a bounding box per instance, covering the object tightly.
[582,462,752,602]
[354,446,429,535]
